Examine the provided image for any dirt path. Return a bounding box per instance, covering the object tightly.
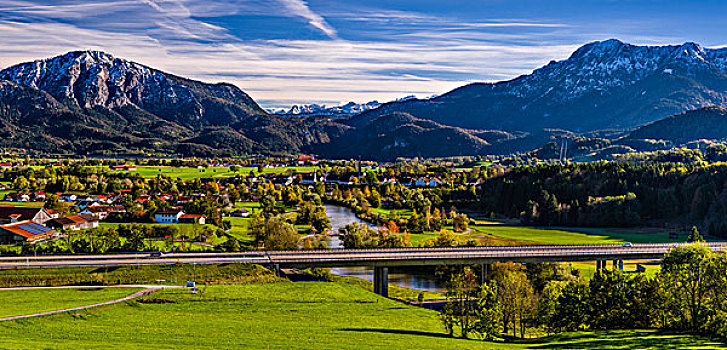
[0,285,181,322]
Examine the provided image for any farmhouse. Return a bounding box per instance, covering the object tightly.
[79,206,110,220]
[46,215,100,231]
[178,214,206,225]
[0,220,56,244]
[0,207,56,225]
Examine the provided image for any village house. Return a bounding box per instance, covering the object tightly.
[178,214,206,225]
[46,215,99,231]
[414,177,443,187]
[75,199,101,209]
[154,208,185,223]
[296,155,319,165]
[0,207,56,225]
[59,193,77,202]
[0,220,56,244]
[3,193,30,202]
[79,206,112,220]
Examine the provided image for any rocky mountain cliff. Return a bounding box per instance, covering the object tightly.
[0,50,327,155]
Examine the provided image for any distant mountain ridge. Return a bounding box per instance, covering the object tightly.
[272,101,382,118]
[0,50,323,155]
[625,106,727,145]
[2,41,727,159]
[360,39,727,132]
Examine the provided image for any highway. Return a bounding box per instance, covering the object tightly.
[1,242,725,269]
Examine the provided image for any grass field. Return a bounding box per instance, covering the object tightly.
[0,263,277,288]
[0,282,722,349]
[562,226,693,244]
[469,220,625,245]
[113,165,318,180]
[370,207,413,218]
[0,287,141,318]
[0,200,45,208]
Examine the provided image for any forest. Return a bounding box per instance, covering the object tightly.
[478,160,727,236]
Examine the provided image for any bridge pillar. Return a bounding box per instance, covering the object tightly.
[595,260,601,271]
[613,260,617,269]
[619,260,624,271]
[373,267,389,298]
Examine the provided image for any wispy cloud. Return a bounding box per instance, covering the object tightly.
[0,0,715,108]
[278,0,338,39]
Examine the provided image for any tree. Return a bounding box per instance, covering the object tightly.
[310,209,331,234]
[551,281,590,332]
[250,214,266,247]
[588,269,656,329]
[453,213,469,232]
[12,176,28,191]
[688,226,704,243]
[339,223,367,249]
[537,281,567,334]
[262,218,299,250]
[440,267,480,338]
[473,281,502,340]
[497,270,536,338]
[431,229,457,247]
[660,242,714,331]
[221,236,242,252]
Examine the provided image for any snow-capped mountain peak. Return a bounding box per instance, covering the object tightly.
[273,100,382,117]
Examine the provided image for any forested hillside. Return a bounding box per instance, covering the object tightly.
[478,161,727,236]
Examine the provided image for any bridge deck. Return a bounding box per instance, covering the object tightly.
[0,242,724,269]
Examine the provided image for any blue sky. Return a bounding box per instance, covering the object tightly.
[1,0,726,108]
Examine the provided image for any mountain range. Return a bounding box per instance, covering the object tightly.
[271,101,382,118]
[1,39,726,159]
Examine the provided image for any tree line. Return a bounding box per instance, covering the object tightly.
[478,161,727,236]
[440,242,727,342]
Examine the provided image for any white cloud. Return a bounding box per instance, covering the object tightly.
[277,0,338,39]
[0,0,666,108]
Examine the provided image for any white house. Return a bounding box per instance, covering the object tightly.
[154,208,184,223]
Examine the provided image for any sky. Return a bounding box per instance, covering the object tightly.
[1,1,727,109]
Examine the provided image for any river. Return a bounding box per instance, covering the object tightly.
[324,204,445,293]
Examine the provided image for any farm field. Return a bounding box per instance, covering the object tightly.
[111,165,318,180]
[0,287,141,318]
[0,282,721,349]
[366,208,680,246]
[465,220,692,245]
[468,221,623,245]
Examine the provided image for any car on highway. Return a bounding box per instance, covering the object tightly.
[149,251,165,258]
[622,242,633,247]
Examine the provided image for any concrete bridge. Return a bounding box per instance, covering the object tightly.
[2,242,725,297]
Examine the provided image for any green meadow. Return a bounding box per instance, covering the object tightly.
[112,165,318,180]
[0,287,140,318]
[0,282,721,349]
